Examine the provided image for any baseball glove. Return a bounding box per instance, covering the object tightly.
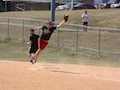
[64,15,69,22]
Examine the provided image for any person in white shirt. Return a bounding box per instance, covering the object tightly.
[81,11,89,32]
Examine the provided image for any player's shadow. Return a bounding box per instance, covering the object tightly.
[51,70,80,75]
[43,66,80,75]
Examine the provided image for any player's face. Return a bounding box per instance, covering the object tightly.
[85,11,87,14]
[47,24,52,28]
[30,31,34,35]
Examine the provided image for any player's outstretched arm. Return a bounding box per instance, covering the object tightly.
[57,15,69,28]
[33,26,42,30]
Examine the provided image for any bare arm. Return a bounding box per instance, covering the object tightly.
[56,21,66,28]
[56,15,69,28]
[81,14,84,19]
[33,26,42,30]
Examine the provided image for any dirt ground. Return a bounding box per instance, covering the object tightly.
[0,60,120,90]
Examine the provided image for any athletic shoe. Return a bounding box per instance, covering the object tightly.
[34,58,37,63]
[29,56,34,64]
[30,56,37,64]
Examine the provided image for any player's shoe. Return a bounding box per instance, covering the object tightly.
[30,56,37,64]
[34,58,37,63]
[28,54,34,64]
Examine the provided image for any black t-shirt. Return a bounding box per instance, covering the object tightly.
[30,34,39,50]
[41,26,56,41]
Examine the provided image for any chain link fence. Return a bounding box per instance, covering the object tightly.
[0,17,120,60]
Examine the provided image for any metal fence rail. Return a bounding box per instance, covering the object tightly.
[0,17,120,60]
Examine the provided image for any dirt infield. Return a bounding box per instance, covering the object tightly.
[0,60,120,90]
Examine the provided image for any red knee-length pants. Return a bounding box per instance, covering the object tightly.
[38,38,48,50]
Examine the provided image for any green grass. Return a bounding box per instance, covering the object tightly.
[0,9,120,29]
[0,40,120,67]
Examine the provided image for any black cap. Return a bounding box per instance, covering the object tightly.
[30,29,34,32]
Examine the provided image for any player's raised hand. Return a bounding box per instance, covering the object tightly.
[57,15,69,28]
[64,15,69,22]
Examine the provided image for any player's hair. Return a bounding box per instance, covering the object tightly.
[85,10,87,12]
[47,21,53,25]
[30,29,34,33]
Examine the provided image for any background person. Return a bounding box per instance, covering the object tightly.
[81,11,89,32]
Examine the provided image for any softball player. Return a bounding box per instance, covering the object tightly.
[27,29,39,63]
[30,15,69,64]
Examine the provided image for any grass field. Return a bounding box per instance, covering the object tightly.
[0,9,120,29]
[0,40,120,67]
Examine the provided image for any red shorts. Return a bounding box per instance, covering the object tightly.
[38,38,48,50]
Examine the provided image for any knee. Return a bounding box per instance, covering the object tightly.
[38,49,41,51]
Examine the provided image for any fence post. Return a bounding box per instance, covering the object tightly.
[76,26,79,52]
[57,29,60,48]
[98,28,101,58]
[7,18,9,38]
[39,21,41,35]
[22,19,25,41]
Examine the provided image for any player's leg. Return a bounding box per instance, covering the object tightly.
[30,39,41,64]
[35,38,48,58]
[30,53,35,63]
[27,46,31,56]
[32,38,48,63]
[83,22,86,31]
[33,38,43,59]
[28,46,33,61]
[29,46,38,63]
[29,48,35,63]
[85,22,88,32]
[83,22,88,32]
[33,49,42,61]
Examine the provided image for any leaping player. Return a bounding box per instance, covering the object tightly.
[30,15,69,64]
